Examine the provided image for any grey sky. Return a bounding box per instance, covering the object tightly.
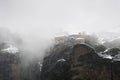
[0,0,120,36]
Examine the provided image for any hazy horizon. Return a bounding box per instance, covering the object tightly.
[0,0,120,35]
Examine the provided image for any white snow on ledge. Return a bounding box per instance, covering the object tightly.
[1,45,19,54]
[98,52,113,59]
[57,59,66,62]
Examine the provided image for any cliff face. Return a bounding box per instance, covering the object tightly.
[0,51,20,80]
[41,44,72,80]
[70,44,111,80]
[41,44,120,80]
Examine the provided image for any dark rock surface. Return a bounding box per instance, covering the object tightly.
[41,44,72,80]
[41,44,120,80]
[0,51,20,80]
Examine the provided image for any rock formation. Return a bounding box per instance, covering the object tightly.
[41,43,120,80]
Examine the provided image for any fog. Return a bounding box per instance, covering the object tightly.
[0,0,120,63]
[1,0,120,33]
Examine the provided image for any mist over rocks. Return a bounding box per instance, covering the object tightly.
[1,0,120,80]
[1,27,120,80]
[41,32,120,80]
[0,27,55,80]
